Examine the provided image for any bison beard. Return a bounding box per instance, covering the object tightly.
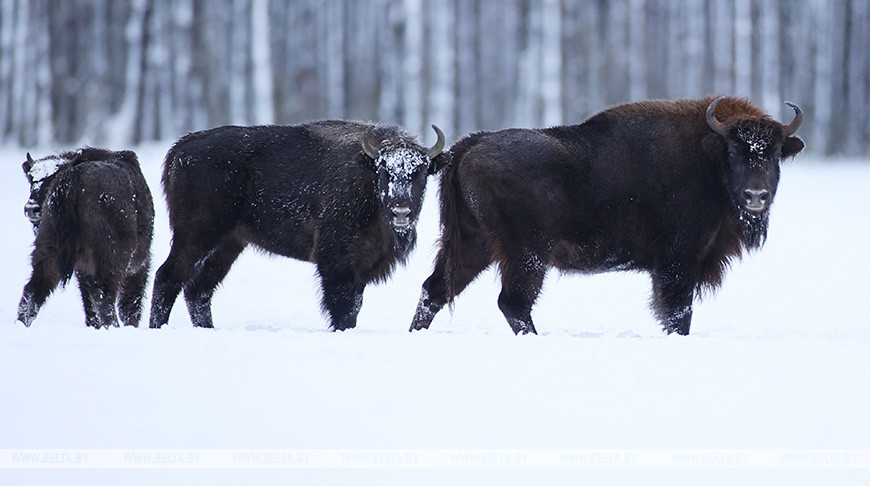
[411,96,803,335]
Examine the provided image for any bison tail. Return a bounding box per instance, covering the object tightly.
[437,151,464,309]
[44,183,79,286]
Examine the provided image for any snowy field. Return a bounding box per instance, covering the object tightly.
[1,143,868,485]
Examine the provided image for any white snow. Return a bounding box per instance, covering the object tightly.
[25,154,66,183]
[1,143,869,484]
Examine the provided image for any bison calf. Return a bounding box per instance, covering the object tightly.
[150,121,446,330]
[18,148,155,328]
[411,96,803,335]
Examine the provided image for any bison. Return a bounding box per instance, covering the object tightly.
[149,121,447,330]
[410,96,803,335]
[18,148,155,328]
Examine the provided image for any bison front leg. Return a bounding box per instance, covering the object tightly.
[651,260,698,335]
[17,259,62,327]
[318,266,364,331]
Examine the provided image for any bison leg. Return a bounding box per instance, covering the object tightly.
[79,273,120,329]
[410,236,492,331]
[318,266,364,331]
[17,259,62,327]
[150,242,203,328]
[151,227,235,328]
[119,269,149,327]
[76,272,100,328]
[651,260,698,335]
[496,250,547,335]
[150,257,183,328]
[182,236,246,328]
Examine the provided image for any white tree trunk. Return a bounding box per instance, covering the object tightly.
[426,0,455,137]
[229,0,250,125]
[108,0,147,146]
[251,0,275,124]
[540,0,562,126]
[733,0,753,97]
[628,0,647,102]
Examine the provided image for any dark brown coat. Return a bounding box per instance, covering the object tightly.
[410,97,804,335]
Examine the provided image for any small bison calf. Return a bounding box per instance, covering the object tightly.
[18,148,154,328]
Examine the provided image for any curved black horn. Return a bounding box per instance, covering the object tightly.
[782,101,803,137]
[427,125,445,159]
[361,126,380,159]
[26,152,34,163]
[705,96,728,137]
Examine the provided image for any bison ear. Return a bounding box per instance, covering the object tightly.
[781,136,804,160]
[701,133,725,158]
[427,150,452,175]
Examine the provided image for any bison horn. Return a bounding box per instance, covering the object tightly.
[26,152,34,163]
[782,101,803,137]
[361,125,381,159]
[428,125,445,159]
[705,96,729,137]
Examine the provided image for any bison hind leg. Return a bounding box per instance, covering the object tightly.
[496,250,547,335]
[410,235,492,332]
[78,273,120,329]
[182,235,247,329]
[119,269,149,327]
[76,272,100,328]
[150,240,211,329]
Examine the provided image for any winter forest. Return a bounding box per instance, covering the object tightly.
[0,0,867,156]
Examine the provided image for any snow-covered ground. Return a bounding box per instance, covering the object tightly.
[1,143,868,485]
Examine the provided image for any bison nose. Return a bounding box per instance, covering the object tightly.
[392,206,411,218]
[24,200,41,223]
[391,206,412,227]
[742,188,770,211]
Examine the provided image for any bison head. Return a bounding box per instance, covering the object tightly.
[705,97,804,247]
[360,124,445,233]
[21,152,67,235]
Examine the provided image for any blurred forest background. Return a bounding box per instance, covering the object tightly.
[0,0,867,156]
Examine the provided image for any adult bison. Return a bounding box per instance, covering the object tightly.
[18,148,154,328]
[150,121,447,330]
[410,96,803,335]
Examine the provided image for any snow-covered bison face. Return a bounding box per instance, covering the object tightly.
[22,152,67,233]
[360,125,445,232]
[704,97,804,247]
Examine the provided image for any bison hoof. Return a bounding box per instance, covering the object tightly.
[331,325,356,332]
[409,319,431,332]
[16,318,31,328]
